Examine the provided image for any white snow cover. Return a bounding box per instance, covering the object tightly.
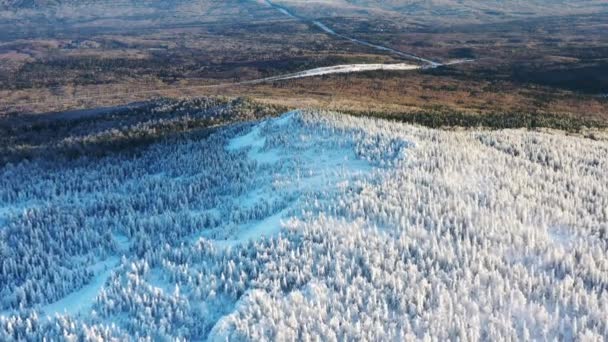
[0,110,607,340]
[41,257,120,317]
[243,63,421,84]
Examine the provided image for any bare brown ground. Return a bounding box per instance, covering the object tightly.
[3,69,606,124]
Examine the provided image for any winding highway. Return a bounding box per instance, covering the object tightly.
[264,0,443,67]
[3,2,474,112]
[239,63,421,84]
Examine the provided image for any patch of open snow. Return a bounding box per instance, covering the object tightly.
[216,112,380,247]
[227,125,281,164]
[271,110,297,126]
[113,233,130,254]
[548,225,575,250]
[147,268,173,293]
[41,257,119,317]
[236,188,281,209]
[0,203,36,228]
[214,208,289,249]
[227,126,264,151]
[251,150,282,164]
[236,208,288,241]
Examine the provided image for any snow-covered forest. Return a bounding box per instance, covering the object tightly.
[1,109,607,340]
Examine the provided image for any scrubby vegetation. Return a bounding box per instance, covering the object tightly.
[2,0,608,123]
[1,110,607,340]
[0,96,287,165]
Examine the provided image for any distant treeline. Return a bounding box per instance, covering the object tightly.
[345,108,607,132]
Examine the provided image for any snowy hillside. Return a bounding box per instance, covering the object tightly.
[1,110,607,340]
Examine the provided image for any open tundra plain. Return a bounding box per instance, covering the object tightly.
[0,106,607,340]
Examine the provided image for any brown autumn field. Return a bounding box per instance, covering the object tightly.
[0,0,607,128]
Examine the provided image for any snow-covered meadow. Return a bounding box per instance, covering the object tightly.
[0,110,607,340]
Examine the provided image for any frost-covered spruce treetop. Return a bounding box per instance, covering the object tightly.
[1,109,607,340]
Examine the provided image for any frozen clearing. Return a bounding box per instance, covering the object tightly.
[235,209,287,242]
[242,63,421,84]
[213,110,377,246]
[213,208,290,249]
[41,257,119,317]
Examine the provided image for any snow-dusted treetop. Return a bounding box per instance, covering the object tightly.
[0,110,607,340]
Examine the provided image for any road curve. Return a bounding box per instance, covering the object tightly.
[239,63,421,84]
[264,0,442,67]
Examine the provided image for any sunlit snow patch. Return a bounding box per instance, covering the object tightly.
[41,257,119,317]
[548,225,576,250]
[226,111,296,164]
[113,233,131,254]
[212,111,383,246]
[0,204,30,229]
[212,209,291,249]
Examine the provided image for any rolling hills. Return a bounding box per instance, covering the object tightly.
[271,0,608,23]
